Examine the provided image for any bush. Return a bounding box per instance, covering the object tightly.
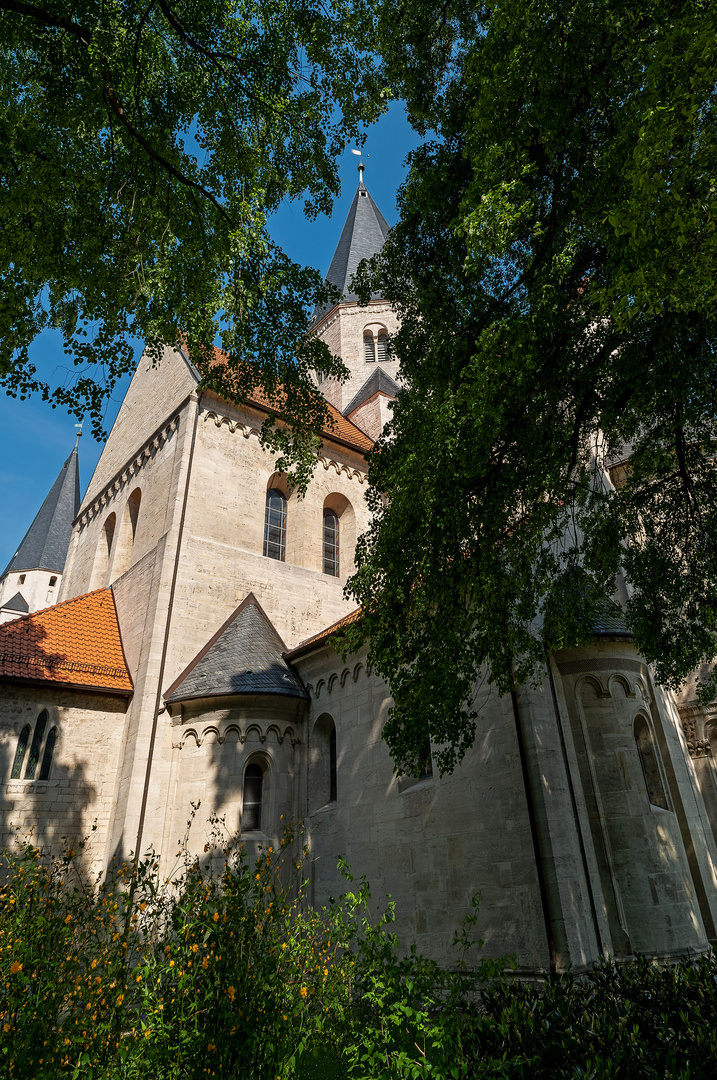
[0,821,716,1079]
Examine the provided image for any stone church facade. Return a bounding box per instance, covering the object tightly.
[2,176,717,974]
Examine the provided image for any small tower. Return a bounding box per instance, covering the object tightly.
[311,159,401,426]
[0,441,81,623]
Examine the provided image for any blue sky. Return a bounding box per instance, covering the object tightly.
[0,103,419,572]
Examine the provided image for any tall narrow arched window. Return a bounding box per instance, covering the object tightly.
[329,724,337,802]
[24,710,48,780]
[10,725,30,780]
[418,737,433,780]
[242,763,263,831]
[323,509,339,577]
[263,489,287,561]
[377,331,389,362]
[363,331,376,362]
[38,728,57,781]
[634,716,669,810]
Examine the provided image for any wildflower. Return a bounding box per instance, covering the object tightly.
[227,986,235,1001]
[202,957,208,970]
[191,943,199,953]
[300,986,307,999]
[213,911,219,922]
[140,902,146,911]
[64,915,71,925]
[281,943,287,950]
[170,960,175,968]
[10,962,21,975]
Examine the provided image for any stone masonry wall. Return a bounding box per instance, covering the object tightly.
[0,684,129,874]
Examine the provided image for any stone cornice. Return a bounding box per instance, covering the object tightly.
[202,407,368,484]
[76,406,186,529]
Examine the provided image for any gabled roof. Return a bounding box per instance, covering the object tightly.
[2,445,81,577]
[312,180,390,323]
[344,368,400,419]
[1,592,29,614]
[165,593,308,704]
[0,588,133,695]
[189,346,374,456]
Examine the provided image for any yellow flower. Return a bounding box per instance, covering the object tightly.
[191,944,198,953]
[300,986,307,999]
[213,911,219,922]
[140,902,146,912]
[281,943,287,950]
[202,957,208,970]
[10,962,21,975]
[64,915,71,925]
[169,960,175,968]
[117,994,124,1006]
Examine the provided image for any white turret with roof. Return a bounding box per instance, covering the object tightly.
[312,159,401,436]
[0,437,81,623]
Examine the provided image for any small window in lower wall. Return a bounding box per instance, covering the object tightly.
[242,763,263,832]
[10,725,30,780]
[24,711,48,780]
[38,728,57,781]
[634,716,669,810]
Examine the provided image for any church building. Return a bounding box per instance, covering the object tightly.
[1,173,717,975]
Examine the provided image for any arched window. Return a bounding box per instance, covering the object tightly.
[418,737,433,780]
[242,763,263,832]
[363,331,376,363]
[38,728,57,781]
[634,716,669,810]
[377,331,389,362]
[10,725,30,780]
[329,724,337,802]
[323,509,340,577]
[263,489,287,561]
[24,710,48,780]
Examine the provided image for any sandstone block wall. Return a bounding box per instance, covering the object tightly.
[0,684,129,873]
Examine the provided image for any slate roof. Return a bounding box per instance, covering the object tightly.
[0,588,133,694]
[312,179,390,323]
[193,346,373,455]
[165,593,308,704]
[1,593,29,614]
[593,601,633,639]
[344,368,400,419]
[2,445,81,577]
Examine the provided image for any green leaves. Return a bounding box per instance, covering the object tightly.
[0,0,383,448]
[347,0,717,770]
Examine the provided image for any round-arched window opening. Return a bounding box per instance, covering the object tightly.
[323,509,340,577]
[263,489,287,561]
[242,763,264,831]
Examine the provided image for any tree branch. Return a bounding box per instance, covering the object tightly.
[0,0,91,43]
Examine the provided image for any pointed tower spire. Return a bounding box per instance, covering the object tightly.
[312,169,390,324]
[2,444,81,579]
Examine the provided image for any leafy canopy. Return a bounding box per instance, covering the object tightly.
[0,0,385,459]
[346,0,717,773]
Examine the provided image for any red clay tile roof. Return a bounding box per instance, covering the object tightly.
[193,345,374,455]
[284,608,363,660]
[0,589,133,695]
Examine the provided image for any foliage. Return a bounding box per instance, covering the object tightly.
[345,0,717,773]
[0,822,503,1079]
[0,0,385,462]
[2,825,717,1078]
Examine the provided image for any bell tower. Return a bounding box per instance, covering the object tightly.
[311,163,401,438]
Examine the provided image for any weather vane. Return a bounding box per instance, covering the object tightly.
[74,420,83,448]
[351,148,368,178]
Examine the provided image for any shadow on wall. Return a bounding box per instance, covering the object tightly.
[0,727,99,865]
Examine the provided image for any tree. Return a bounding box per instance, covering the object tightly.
[345,0,717,773]
[0,0,384,465]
